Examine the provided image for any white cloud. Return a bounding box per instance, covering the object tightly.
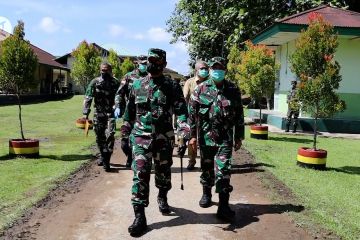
[133,33,145,40]
[147,27,171,42]
[38,17,61,33]
[109,24,125,37]
[173,41,188,52]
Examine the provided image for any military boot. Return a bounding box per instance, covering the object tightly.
[96,156,104,166]
[157,189,171,214]
[102,152,111,172]
[128,205,147,236]
[285,122,290,132]
[125,154,132,168]
[199,186,212,208]
[292,123,298,133]
[216,192,235,222]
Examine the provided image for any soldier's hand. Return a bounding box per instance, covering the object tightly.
[177,137,187,157]
[234,139,242,151]
[189,138,197,153]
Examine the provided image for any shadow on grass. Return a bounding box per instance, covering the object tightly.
[327,166,360,175]
[40,154,92,161]
[0,154,92,162]
[231,162,275,174]
[142,203,304,236]
[269,136,313,144]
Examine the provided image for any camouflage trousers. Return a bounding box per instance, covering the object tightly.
[93,112,116,157]
[130,136,174,206]
[200,145,233,193]
[286,108,299,127]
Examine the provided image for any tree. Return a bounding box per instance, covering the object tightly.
[119,57,135,78]
[71,41,102,92]
[107,49,122,79]
[290,13,345,150]
[236,41,279,122]
[166,0,351,64]
[0,20,38,140]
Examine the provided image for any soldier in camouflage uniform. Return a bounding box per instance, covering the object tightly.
[82,62,120,172]
[114,55,148,168]
[188,57,244,222]
[121,48,189,236]
[285,80,300,133]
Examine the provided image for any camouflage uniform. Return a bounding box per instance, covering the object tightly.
[115,67,148,116]
[83,73,119,169]
[188,78,244,193]
[121,65,189,207]
[286,82,300,132]
[115,61,148,167]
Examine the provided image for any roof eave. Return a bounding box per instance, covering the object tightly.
[253,23,360,45]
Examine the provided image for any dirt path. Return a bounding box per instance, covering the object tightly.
[3,140,315,240]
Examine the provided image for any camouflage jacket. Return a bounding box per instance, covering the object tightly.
[287,88,300,111]
[188,79,244,147]
[82,76,120,116]
[114,69,148,116]
[121,74,189,145]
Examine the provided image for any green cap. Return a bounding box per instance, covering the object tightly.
[148,48,166,61]
[208,56,226,67]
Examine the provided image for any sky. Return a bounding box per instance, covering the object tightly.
[0,0,190,74]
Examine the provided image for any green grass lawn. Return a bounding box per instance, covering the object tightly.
[0,95,97,230]
[243,128,360,240]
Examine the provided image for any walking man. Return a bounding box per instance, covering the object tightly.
[121,48,189,236]
[286,80,300,133]
[82,62,120,172]
[183,60,209,170]
[115,55,148,168]
[188,57,244,221]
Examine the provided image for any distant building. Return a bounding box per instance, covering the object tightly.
[0,29,70,95]
[251,5,360,133]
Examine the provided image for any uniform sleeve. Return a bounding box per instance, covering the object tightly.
[120,83,136,138]
[173,81,190,139]
[114,74,130,116]
[188,85,200,139]
[234,86,245,141]
[183,79,191,103]
[82,79,96,115]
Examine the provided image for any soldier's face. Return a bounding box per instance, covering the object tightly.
[101,65,111,74]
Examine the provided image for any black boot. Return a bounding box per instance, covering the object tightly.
[102,152,111,172]
[128,205,147,236]
[216,192,235,222]
[285,122,290,132]
[199,186,212,208]
[125,154,132,168]
[97,156,104,166]
[157,189,171,214]
[292,123,298,133]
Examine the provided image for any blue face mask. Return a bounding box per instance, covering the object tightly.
[210,69,225,82]
[198,69,209,78]
[138,64,147,73]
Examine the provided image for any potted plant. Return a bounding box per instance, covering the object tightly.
[0,21,39,158]
[236,41,279,139]
[290,13,345,170]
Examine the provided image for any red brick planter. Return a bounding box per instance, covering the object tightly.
[297,147,327,170]
[250,125,268,140]
[9,139,39,158]
[76,118,93,129]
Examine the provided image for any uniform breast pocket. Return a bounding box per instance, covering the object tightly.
[135,96,149,114]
